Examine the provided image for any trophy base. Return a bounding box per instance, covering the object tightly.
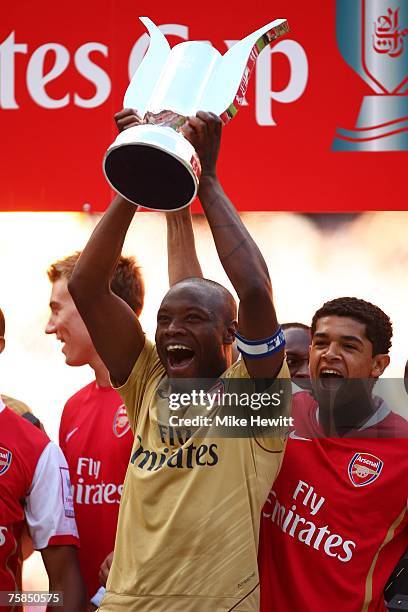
[103,125,200,211]
[333,96,408,152]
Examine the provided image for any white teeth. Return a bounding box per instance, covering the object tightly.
[167,344,191,352]
[321,369,341,376]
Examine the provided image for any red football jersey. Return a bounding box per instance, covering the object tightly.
[59,382,133,598]
[0,399,79,610]
[259,389,408,612]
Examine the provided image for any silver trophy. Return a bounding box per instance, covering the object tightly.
[333,0,408,152]
[104,17,289,211]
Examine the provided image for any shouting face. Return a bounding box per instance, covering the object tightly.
[309,315,389,388]
[155,282,235,379]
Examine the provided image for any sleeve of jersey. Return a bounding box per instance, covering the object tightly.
[111,337,164,429]
[25,442,80,550]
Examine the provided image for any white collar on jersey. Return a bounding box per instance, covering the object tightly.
[0,396,5,414]
[357,396,391,430]
[314,395,391,431]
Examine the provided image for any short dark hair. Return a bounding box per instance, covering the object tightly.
[0,308,4,337]
[311,297,392,355]
[282,322,310,332]
[171,277,237,322]
[47,251,144,316]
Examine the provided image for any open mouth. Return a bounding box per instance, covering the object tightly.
[166,344,195,374]
[318,368,344,390]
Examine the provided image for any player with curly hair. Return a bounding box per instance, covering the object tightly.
[260,297,408,612]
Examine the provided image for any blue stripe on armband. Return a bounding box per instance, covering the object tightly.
[235,327,286,359]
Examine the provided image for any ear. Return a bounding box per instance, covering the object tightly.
[224,320,238,345]
[371,353,390,378]
[0,336,4,354]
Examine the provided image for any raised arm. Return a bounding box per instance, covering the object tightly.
[182,111,283,379]
[115,109,203,287]
[68,194,144,385]
[166,208,203,286]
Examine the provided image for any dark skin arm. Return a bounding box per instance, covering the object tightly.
[182,111,283,380]
[115,109,203,287]
[68,194,143,386]
[99,550,113,587]
[69,108,204,385]
[166,207,203,286]
[68,108,148,384]
[41,545,87,611]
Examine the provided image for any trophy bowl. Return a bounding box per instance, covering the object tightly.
[104,124,199,211]
[104,17,289,210]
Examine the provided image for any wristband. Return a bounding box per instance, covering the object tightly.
[235,327,285,359]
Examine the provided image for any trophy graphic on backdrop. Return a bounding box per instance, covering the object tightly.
[103,17,289,210]
[333,0,408,151]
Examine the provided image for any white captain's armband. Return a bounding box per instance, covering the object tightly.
[235,327,286,359]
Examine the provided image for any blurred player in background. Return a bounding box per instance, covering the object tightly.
[45,254,143,606]
[0,306,86,611]
[281,322,311,390]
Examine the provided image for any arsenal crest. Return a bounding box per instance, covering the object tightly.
[0,446,12,476]
[348,452,383,487]
[113,404,130,438]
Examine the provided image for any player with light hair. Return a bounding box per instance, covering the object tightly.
[45,253,144,606]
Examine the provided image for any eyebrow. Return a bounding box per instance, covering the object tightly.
[186,306,211,314]
[313,332,364,346]
[158,306,212,317]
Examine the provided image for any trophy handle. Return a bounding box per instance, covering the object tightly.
[124,17,171,116]
[200,19,289,122]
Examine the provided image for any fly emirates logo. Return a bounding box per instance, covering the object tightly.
[75,457,123,505]
[130,429,219,471]
[263,480,356,563]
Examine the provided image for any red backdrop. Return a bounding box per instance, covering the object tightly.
[0,0,406,212]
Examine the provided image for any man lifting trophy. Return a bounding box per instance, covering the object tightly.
[103,16,289,210]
